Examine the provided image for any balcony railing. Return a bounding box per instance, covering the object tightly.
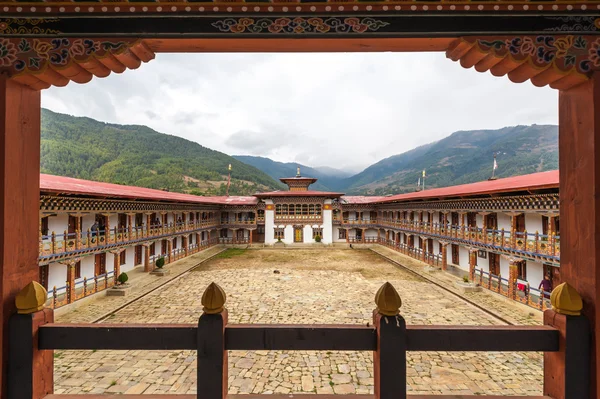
[9,281,590,399]
[39,219,219,259]
[341,218,560,260]
[377,238,442,268]
[46,238,220,309]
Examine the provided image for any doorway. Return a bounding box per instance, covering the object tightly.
[489,253,500,275]
[135,245,143,265]
[94,253,106,276]
[294,227,303,243]
[451,244,460,265]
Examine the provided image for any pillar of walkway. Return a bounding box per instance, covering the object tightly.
[0,77,41,396]
[143,244,151,272]
[167,239,173,263]
[440,242,448,271]
[66,261,76,302]
[558,72,600,397]
[468,249,477,281]
[507,258,519,300]
[113,251,121,280]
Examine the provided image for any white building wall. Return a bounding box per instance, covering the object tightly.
[303,225,313,243]
[332,227,345,243]
[48,261,67,290]
[477,252,490,272]
[458,246,470,271]
[265,201,275,244]
[322,201,333,244]
[82,214,96,232]
[497,213,512,232]
[476,214,484,228]
[499,256,510,278]
[48,214,68,235]
[527,261,544,286]
[283,225,294,244]
[80,256,95,280]
[365,229,378,238]
[525,213,544,235]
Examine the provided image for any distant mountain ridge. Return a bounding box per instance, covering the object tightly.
[238,125,558,195]
[232,156,350,192]
[41,109,282,196]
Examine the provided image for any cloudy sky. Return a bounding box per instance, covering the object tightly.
[42,52,558,174]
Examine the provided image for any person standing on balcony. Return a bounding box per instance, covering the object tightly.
[538,275,552,298]
[91,221,99,241]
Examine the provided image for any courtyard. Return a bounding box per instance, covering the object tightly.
[54,248,543,396]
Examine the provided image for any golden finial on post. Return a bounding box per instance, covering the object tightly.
[550,282,583,316]
[375,282,402,316]
[15,281,47,314]
[202,282,226,314]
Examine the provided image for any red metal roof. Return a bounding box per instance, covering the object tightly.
[375,170,559,204]
[341,196,386,204]
[254,190,344,198]
[40,171,559,207]
[40,174,257,205]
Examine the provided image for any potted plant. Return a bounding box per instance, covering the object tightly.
[314,235,322,243]
[117,272,129,285]
[152,256,170,276]
[454,274,482,293]
[108,272,130,296]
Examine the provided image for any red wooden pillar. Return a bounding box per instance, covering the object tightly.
[113,252,121,281]
[143,245,151,272]
[559,73,600,397]
[0,77,40,396]
[507,259,519,300]
[66,262,76,303]
[468,249,477,281]
[440,242,448,271]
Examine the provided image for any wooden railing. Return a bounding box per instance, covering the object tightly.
[378,219,560,258]
[8,281,590,399]
[39,219,220,259]
[377,238,442,268]
[47,238,220,309]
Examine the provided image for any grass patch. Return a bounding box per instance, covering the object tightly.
[214,248,247,259]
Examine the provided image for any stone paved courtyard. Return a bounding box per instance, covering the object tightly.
[54,248,543,396]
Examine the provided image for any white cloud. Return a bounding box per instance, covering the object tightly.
[42,52,558,173]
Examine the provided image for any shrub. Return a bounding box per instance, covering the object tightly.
[155,257,165,269]
[117,272,129,285]
[315,235,322,243]
[462,275,469,283]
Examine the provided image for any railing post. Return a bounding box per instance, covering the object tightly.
[8,282,53,399]
[373,282,406,399]
[544,283,590,399]
[198,282,228,399]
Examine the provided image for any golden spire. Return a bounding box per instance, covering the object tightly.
[15,281,47,314]
[296,167,301,177]
[228,164,232,172]
[375,282,402,316]
[202,282,226,314]
[550,282,583,316]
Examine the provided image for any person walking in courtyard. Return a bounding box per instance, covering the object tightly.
[538,274,552,298]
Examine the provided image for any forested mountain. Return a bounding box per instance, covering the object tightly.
[41,109,282,195]
[340,124,558,195]
[41,109,558,197]
[232,156,350,191]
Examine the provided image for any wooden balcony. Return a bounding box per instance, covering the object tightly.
[343,219,559,263]
[39,219,220,263]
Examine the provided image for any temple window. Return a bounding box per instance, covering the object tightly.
[312,228,323,238]
[339,229,347,239]
[274,228,285,240]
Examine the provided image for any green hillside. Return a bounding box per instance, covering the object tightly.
[41,109,282,195]
[341,124,558,195]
